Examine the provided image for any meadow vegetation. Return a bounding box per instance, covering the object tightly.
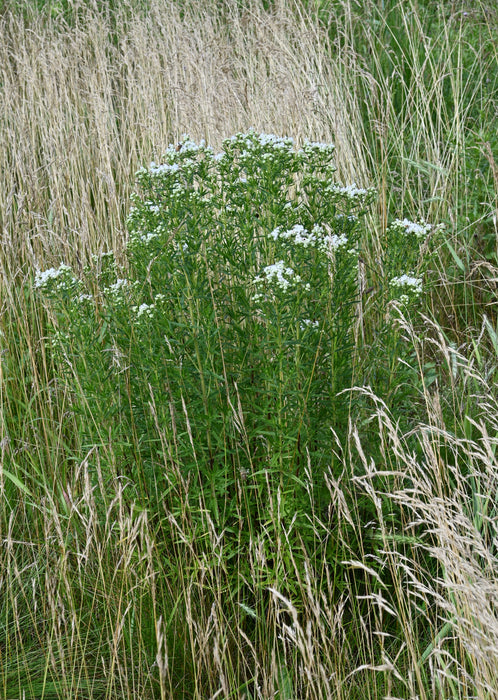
[0,0,497,698]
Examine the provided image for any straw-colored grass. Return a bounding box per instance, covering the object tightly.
[1,0,498,697]
[0,0,370,276]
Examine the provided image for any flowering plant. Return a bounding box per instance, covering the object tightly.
[34,131,438,531]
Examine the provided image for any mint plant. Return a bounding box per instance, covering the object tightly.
[34,130,438,551]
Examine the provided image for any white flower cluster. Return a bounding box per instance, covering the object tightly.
[160,137,212,160]
[78,294,94,303]
[145,200,161,214]
[335,213,358,226]
[300,141,335,157]
[270,224,321,248]
[49,329,71,351]
[106,278,131,296]
[132,303,155,319]
[91,251,115,264]
[390,218,432,238]
[34,264,76,292]
[253,260,304,292]
[224,131,295,163]
[327,183,371,200]
[300,318,320,331]
[229,130,294,151]
[134,139,215,204]
[139,232,160,244]
[324,233,349,251]
[147,162,180,176]
[131,294,166,322]
[257,133,294,149]
[270,223,349,254]
[102,278,142,307]
[390,274,423,297]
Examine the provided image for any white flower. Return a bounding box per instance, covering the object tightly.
[34,264,75,291]
[254,260,300,291]
[149,162,180,175]
[146,201,161,214]
[104,278,135,304]
[91,251,114,262]
[321,233,348,251]
[327,183,369,199]
[144,232,160,243]
[300,318,320,331]
[270,224,318,248]
[108,278,129,293]
[34,267,62,288]
[228,130,294,154]
[162,137,204,157]
[389,274,423,295]
[132,303,155,319]
[335,213,357,225]
[390,218,432,238]
[301,141,335,156]
[78,293,94,303]
[257,133,294,150]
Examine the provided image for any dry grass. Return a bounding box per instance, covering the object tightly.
[1,0,498,697]
[354,314,498,699]
[0,0,369,278]
[2,0,494,316]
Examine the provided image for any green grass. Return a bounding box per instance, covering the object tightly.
[0,0,497,698]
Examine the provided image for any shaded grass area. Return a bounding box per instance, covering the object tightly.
[0,0,497,697]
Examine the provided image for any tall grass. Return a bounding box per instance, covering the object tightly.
[0,0,370,275]
[1,0,497,697]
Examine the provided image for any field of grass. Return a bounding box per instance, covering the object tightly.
[0,0,498,697]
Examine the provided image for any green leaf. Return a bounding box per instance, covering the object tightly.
[401,155,449,176]
[275,664,295,700]
[445,240,465,272]
[237,602,258,619]
[483,315,498,357]
[1,467,32,498]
